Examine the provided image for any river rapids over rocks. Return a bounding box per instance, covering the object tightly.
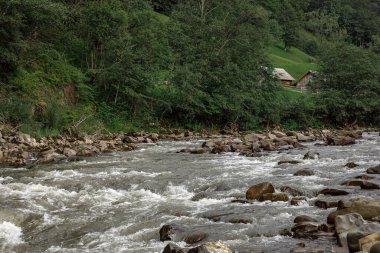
[0,132,379,253]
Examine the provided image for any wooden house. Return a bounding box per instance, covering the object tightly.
[296,70,317,90]
[273,68,295,86]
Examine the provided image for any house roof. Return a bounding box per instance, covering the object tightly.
[273,68,295,81]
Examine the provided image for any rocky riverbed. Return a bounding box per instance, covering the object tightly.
[0,129,379,253]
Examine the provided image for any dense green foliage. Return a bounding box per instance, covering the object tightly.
[0,0,380,135]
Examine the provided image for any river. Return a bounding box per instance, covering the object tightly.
[0,132,379,253]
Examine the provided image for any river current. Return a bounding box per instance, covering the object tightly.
[0,132,379,253]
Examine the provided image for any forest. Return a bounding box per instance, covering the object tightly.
[1,0,380,135]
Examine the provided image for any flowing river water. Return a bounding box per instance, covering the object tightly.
[0,132,379,253]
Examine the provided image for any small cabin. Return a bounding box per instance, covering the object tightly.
[296,70,317,90]
[273,68,295,86]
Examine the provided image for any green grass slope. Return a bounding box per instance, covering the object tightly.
[268,44,319,80]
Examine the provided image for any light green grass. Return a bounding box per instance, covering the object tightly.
[268,44,319,80]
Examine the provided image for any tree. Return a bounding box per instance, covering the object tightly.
[313,43,380,125]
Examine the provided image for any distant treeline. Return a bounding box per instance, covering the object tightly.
[0,0,379,135]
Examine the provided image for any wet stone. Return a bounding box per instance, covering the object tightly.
[367,165,380,174]
[315,200,338,209]
[294,169,315,176]
[345,162,359,168]
[318,188,349,196]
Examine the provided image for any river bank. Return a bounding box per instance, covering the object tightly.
[0,126,368,168]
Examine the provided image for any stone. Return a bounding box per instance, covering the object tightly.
[294,169,315,176]
[291,221,320,239]
[202,141,216,149]
[296,133,315,142]
[244,133,260,143]
[355,175,375,180]
[63,148,77,157]
[150,133,159,141]
[294,215,318,223]
[327,206,380,224]
[160,224,177,241]
[303,151,319,160]
[315,200,338,209]
[326,135,356,146]
[342,180,365,187]
[278,160,301,165]
[246,182,275,200]
[370,242,380,253]
[361,181,380,190]
[291,197,307,206]
[347,232,367,253]
[190,149,209,154]
[367,165,380,174]
[345,162,359,168]
[188,241,233,253]
[123,136,136,143]
[260,193,288,202]
[360,233,380,253]
[162,243,187,253]
[280,186,303,197]
[272,130,287,138]
[259,139,273,151]
[318,188,349,196]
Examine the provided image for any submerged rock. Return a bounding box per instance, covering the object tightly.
[345,162,359,168]
[315,200,338,209]
[367,165,380,174]
[294,169,315,176]
[318,188,349,196]
[303,151,319,160]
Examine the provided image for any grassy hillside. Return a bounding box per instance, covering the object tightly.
[268,44,319,80]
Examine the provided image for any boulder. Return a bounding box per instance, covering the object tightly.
[162,243,187,253]
[370,242,380,253]
[260,193,289,202]
[318,188,349,196]
[246,182,275,200]
[259,139,273,151]
[360,233,380,253]
[291,221,320,239]
[243,133,260,143]
[296,133,315,142]
[326,135,356,146]
[294,169,315,176]
[347,232,366,253]
[63,148,77,157]
[303,151,319,160]
[345,162,359,168]
[202,141,216,149]
[291,197,307,206]
[355,175,375,180]
[278,160,301,165]
[361,181,380,190]
[188,242,233,253]
[294,215,318,223]
[367,165,380,174]
[272,131,287,138]
[315,200,338,209]
[327,206,380,224]
[280,186,303,197]
[334,213,380,248]
[150,133,159,142]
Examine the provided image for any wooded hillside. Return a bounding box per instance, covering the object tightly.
[1,0,379,135]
